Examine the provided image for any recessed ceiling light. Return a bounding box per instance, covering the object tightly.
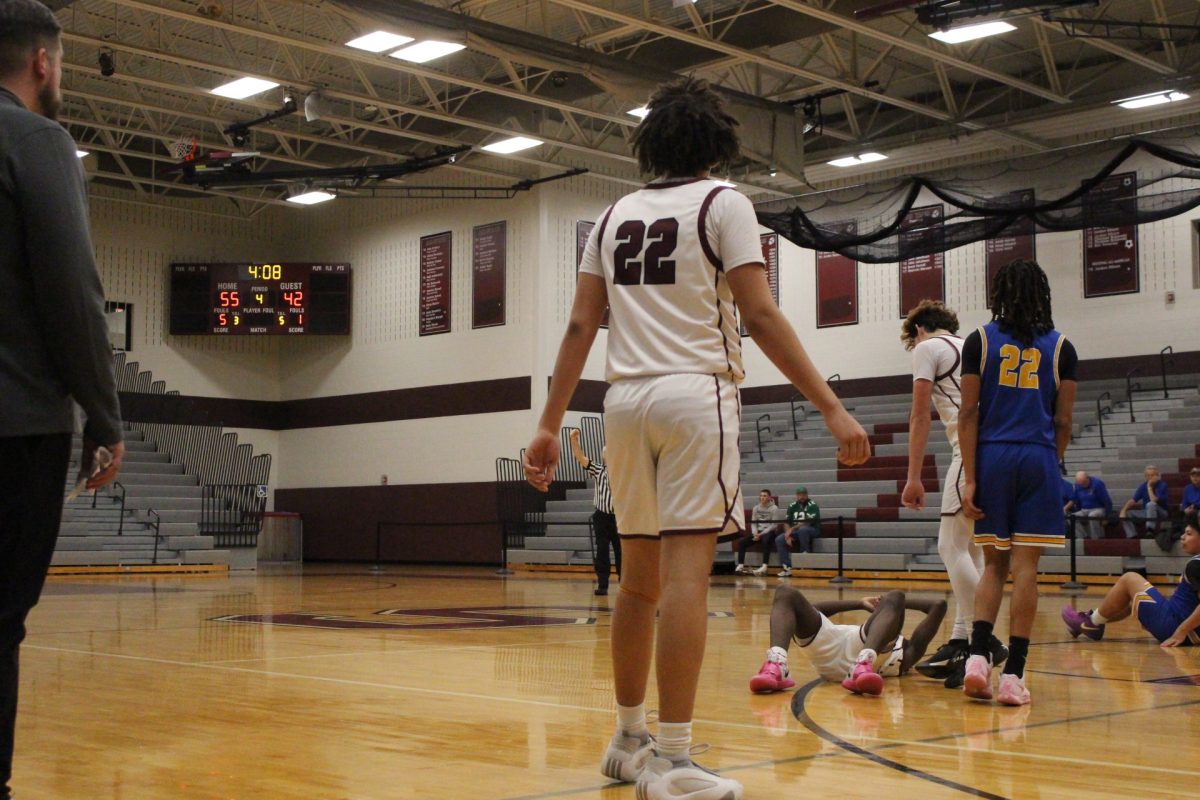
[481,136,543,154]
[628,106,650,118]
[75,150,90,158]
[287,190,336,205]
[389,40,466,64]
[210,77,279,100]
[345,31,414,53]
[929,20,1016,44]
[1115,90,1190,109]
[827,152,889,167]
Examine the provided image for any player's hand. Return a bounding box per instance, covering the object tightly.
[569,429,581,443]
[523,429,560,492]
[861,596,880,612]
[962,480,985,520]
[1162,627,1191,647]
[901,479,925,511]
[82,439,124,490]
[825,407,871,466]
[785,535,794,547]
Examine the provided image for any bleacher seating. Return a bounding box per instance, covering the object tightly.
[508,373,1200,578]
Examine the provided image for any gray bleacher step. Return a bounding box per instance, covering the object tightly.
[1151,419,1200,433]
[50,551,123,566]
[122,497,203,511]
[124,486,204,500]
[55,536,157,549]
[115,462,186,475]
[1144,555,1195,576]
[507,550,570,565]
[791,553,909,571]
[164,536,214,550]
[813,538,932,554]
[526,535,592,550]
[182,549,231,565]
[544,511,597,524]
[1037,556,1125,574]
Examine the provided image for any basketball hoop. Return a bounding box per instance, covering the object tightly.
[168,135,197,162]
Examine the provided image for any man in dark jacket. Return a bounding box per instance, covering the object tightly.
[0,3,124,796]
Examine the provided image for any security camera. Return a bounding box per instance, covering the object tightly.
[230,127,249,147]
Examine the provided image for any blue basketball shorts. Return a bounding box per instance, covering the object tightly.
[1133,586,1199,645]
[973,442,1065,549]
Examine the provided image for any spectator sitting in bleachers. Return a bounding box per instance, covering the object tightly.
[736,490,784,575]
[1183,467,1200,518]
[777,487,821,578]
[1064,471,1113,540]
[1120,465,1170,540]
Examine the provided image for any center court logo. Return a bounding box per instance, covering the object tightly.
[214,604,734,631]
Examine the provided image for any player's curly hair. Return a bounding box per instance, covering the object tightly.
[631,77,741,178]
[989,258,1054,347]
[900,300,960,351]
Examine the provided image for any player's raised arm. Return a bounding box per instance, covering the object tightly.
[727,265,870,466]
[524,272,608,491]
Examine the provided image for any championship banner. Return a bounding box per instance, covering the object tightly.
[741,233,780,336]
[816,221,858,328]
[419,231,452,336]
[472,221,506,329]
[576,219,608,328]
[898,205,945,317]
[1083,172,1139,298]
[985,188,1036,305]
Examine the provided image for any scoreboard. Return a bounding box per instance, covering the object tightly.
[169,263,351,335]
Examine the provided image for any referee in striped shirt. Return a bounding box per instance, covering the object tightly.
[570,429,621,596]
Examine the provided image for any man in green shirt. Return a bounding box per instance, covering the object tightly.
[778,487,821,577]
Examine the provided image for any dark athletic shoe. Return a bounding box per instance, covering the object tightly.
[916,640,967,680]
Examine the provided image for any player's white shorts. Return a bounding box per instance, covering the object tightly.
[801,614,905,682]
[604,373,744,539]
[941,453,966,516]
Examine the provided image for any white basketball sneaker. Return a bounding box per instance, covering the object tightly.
[635,756,743,800]
[600,731,655,783]
[733,564,749,574]
[751,564,768,576]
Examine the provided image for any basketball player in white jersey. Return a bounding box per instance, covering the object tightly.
[524,78,870,800]
[900,301,1005,687]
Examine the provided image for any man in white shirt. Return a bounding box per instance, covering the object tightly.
[900,300,1005,688]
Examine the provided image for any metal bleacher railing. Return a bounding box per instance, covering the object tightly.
[493,414,606,570]
[111,352,272,549]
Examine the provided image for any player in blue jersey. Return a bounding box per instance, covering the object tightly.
[958,259,1078,706]
[1062,515,1200,646]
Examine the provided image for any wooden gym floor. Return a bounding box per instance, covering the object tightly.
[13,565,1199,799]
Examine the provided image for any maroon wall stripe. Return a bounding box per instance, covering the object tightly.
[119,349,1200,430]
[120,376,531,430]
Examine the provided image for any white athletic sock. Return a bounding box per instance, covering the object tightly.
[767,645,789,665]
[616,703,648,738]
[938,513,983,641]
[855,648,878,666]
[1090,610,1108,626]
[657,721,692,763]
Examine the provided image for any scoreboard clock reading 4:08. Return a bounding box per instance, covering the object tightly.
[169,263,351,335]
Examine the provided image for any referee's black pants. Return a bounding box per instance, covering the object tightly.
[591,510,621,590]
[0,434,71,797]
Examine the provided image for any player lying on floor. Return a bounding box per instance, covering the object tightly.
[1062,515,1200,647]
[750,586,965,695]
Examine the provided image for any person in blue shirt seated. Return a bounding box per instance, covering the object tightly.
[1063,471,1113,540]
[1183,467,1200,518]
[1120,465,1169,539]
[1063,514,1200,647]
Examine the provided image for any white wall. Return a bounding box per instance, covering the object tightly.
[87,172,1200,492]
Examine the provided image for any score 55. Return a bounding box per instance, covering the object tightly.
[219,290,240,307]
